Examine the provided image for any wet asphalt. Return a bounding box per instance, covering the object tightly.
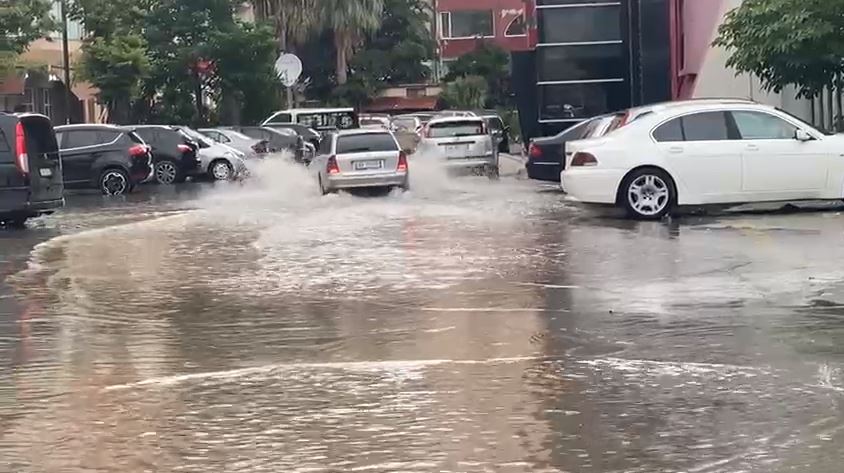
[2,156,844,472]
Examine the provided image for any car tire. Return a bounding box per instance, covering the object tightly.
[99,168,131,196]
[154,159,181,185]
[209,159,234,181]
[619,167,676,220]
[486,165,500,180]
[319,175,330,195]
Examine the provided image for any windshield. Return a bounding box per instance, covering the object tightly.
[180,127,213,147]
[428,121,485,138]
[226,130,252,140]
[336,133,398,153]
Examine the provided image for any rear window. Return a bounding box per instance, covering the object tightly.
[0,129,10,153]
[126,131,144,144]
[429,121,486,138]
[392,117,418,130]
[336,133,398,153]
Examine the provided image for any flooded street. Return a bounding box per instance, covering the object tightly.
[2,158,844,472]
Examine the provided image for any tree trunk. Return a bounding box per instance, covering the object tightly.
[334,32,348,85]
[194,73,205,126]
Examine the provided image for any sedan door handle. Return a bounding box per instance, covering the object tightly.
[668,146,684,154]
[745,144,760,151]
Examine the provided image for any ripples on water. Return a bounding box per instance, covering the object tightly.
[3,154,844,471]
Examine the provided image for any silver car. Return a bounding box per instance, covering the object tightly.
[310,129,409,194]
[176,126,247,181]
[416,117,499,178]
[198,128,265,159]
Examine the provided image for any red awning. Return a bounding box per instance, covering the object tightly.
[0,75,25,95]
[365,96,439,113]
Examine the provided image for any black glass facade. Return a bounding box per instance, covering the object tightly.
[522,0,672,137]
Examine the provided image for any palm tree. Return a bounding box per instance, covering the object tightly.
[318,0,384,85]
[252,0,317,52]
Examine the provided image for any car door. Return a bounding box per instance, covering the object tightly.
[652,111,744,204]
[58,130,100,184]
[0,120,27,212]
[730,110,829,200]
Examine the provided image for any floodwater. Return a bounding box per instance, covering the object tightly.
[2,156,844,472]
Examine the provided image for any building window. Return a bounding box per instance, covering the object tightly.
[538,82,628,121]
[505,14,527,37]
[22,88,35,113]
[43,88,53,119]
[538,44,626,82]
[440,10,494,39]
[539,5,622,44]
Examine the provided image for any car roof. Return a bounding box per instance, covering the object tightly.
[271,107,354,114]
[427,116,486,125]
[333,128,394,137]
[55,124,127,131]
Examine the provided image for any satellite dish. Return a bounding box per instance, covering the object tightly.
[275,53,302,87]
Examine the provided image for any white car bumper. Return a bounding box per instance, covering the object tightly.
[561,168,626,204]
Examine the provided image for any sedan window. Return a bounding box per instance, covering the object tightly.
[653,118,684,142]
[681,112,730,141]
[731,111,797,140]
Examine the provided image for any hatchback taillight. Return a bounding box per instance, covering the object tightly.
[129,144,148,158]
[571,152,598,167]
[327,155,340,174]
[397,151,408,172]
[177,144,192,153]
[14,122,29,176]
[528,143,542,159]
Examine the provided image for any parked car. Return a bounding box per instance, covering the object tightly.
[229,126,303,162]
[199,128,267,158]
[526,114,617,182]
[479,113,510,153]
[562,99,844,219]
[360,115,391,129]
[263,123,321,148]
[54,124,152,195]
[310,129,409,194]
[391,115,422,133]
[416,117,499,178]
[0,113,64,226]
[262,107,359,132]
[174,126,247,181]
[133,125,200,185]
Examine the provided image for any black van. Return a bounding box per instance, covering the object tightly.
[0,113,64,226]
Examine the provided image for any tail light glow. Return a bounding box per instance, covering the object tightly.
[327,155,340,175]
[177,144,192,153]
[129,144,149,158]
[528,143,542,159]
[14,122,29,175]
[571,152,598,167]
[397,151,408,172]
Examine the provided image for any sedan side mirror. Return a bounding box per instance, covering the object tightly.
[795,129,813,142]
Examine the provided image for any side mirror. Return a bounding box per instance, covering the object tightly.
[795,129,813,142]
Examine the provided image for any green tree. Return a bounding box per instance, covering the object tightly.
[444,42,511,107]
[318,0,384,85]
[252,0,317,52]
[0,0,55,76]
[439,75,488,109]
[714,0,844,99]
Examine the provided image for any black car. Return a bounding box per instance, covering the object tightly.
[133,125,200,185]
[54,124,153,195]
[526,114,613,182]
[263,123,321,148]
[0,113,64,226]
[231,126,304,162]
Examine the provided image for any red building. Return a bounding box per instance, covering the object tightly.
[435,0,536,63]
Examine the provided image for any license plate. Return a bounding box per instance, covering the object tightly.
[354,160,383,170]
[39,168,52,177]
[446,144,470,156]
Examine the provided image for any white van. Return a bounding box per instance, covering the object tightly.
[262,108,359,132]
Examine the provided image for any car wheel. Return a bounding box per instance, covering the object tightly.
[154,160,180,185]
[486,165,500,180]
[620,168,675,220]
[319,175,330,195]
[99,168,130,196]
[209,160,234,181]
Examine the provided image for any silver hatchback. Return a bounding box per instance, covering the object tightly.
[416,117,498,178]
[311,129,409,194]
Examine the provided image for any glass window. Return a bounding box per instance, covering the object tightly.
[505,15,526,37]
[269,113,292,123]
[319,134,334,155]
[540,5,622,44]
[392,117,419,131]
[336,133,398,153]
[442,10,494,39]
[62,130,99,149]
[653,118,685,142]
[681,112,730,141]
[428,121,486,138]
[97,131,121,143]
[732,111,797,140]
[538,44,626,82]
[0,129,10,154]
[539,82,629,121]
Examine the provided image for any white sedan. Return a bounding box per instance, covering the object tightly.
[562,100,844,219]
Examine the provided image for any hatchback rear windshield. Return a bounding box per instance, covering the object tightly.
[429,121,485,138]
[336,133,398,153]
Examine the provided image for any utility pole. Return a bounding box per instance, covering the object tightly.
[60,0,72,124]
